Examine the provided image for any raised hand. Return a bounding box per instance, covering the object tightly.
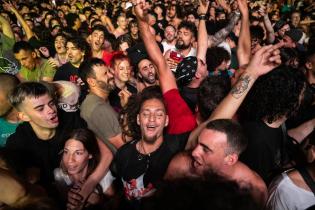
[246,42,283,77]
[237,0,248,16]
[132,0,148,22]
[198,0,210,15]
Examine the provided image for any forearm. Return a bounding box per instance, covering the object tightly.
[288,118,315,143]
[237,13,251,66]
[263,15,275,44]
[82,139,113,196]
[197,18,208,61]
[11,9,33,40]
[209,12,240,47]
[0,16,14,39]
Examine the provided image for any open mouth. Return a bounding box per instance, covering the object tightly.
[50,115,59,124]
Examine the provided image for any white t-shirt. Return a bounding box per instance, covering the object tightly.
[266,171,315,210]
[54,168,115,193]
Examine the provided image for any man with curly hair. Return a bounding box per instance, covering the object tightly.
[239,66,307,183]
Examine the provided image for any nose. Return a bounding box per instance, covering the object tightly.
[191,145,201,159]
[149,113,156,122]
[47,104,56,114]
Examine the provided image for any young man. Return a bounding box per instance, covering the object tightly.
[161,24,177,54]
[136,58,159,92]
[79,58,124,153]
[53,37,88,85]
[5,82,112,209]
[113,15,128,38]
[13,41,56,82]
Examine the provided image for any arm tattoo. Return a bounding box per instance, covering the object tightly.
[209,12,241,47]
[231,74,251,99]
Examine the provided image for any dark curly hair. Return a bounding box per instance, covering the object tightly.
[119,86,164,141]
[240,66,306,124]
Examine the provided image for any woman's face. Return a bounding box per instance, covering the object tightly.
[54,35,67,54]
[114,59,131,82]
[62,139,91,176]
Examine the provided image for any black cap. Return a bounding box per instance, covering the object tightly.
[175,56,197,87]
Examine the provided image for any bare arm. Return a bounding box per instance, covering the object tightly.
[288,118,315,143]
[186,44,283,149]
[236,0,251,67]
[134,0,177,93]
[67,139,113,210]
[208,11,241,47]
[260,6,275,44]
[0,15,14,39]
[197,0,209,61]
[4,1,34,40]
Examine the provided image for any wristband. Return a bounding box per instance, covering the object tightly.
[199,14,207,20]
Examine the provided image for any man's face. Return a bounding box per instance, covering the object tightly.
[66,42,84,67]
[62,139,91,176]
[167,6,176,19]
[137,98,168,143]
[138,59,157,85]
[291,12,300,27]
[114,59,131,83]
[93,64,115,91]
[164,26,176,42]
[216,13,226,21]
[278,24,290,38]
[192,129,229,175]
[95,7,103,16]
[130,23,139,35]
[14,49,37,70]
[175,27,194,50]
[0,91,12,117]
[117,16,127,30]
[19,94,59,129]
[90,30,105,51]
[282,35,295,48]
[55,35,67,54]
[187,14,196,23]
[74,18,81,29]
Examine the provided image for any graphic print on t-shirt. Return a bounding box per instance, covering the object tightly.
[122,173,155,200]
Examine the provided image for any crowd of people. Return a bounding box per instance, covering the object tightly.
[0,0,314,209]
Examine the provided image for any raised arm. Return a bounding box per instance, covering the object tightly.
[197,0,209,62]
[236,0,251,67]
[0,15,14,40]
[134,0,177,93]
[208,11,241,48]
[260,6,275,44]
[186,43,283,149]
[3,1,34,40]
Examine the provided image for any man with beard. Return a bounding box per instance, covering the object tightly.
[79,58,124,153]
[136,58,159,92]
[164,21,197,71]
[111,86,190,204]
[166,4,182,28]
[161,24,177,54]
[0,73,20,147]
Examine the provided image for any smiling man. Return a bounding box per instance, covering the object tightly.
[111,86,190,204]
[5,82,86,185]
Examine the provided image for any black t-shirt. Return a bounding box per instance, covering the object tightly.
[5,110,86,185]
[109,83,137,112]
[240,121,283,184]
[111,132,190,201]
[54,62,88,103]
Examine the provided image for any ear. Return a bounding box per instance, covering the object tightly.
[194,71,201,79]
[164,115,169,127]
[87,77,96,87]
[224,153,238,166]
[18,111,31,122]
[137,114,140,125]
[32,51,38,58]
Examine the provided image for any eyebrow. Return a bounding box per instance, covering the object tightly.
[199,142,212,152]
[33,99,54,109]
